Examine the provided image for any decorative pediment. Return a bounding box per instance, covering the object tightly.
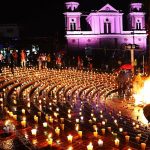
[98,3,119,12]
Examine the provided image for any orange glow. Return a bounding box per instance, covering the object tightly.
[133,75,150,106]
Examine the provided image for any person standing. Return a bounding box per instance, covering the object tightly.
[20,49,26,68]
[12,49,18,68]
[0,52,4,73]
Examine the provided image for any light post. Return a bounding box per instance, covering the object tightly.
[125,44,136,75]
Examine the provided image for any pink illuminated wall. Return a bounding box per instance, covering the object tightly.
[64,1,147,51]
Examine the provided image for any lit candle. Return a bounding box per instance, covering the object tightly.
[102,121,105,126]
[114,138,120,147]
[107,126,111,132]
[68,113,71,119]
[38,111,41,117]
[67,146,73,150]
[93,117,96,122]
[43,122,48,128]
[47,138,53,146]
[125,135,130,143]
[78,131,82,138]
[135,136,140,142]
[27,102,30,108]
[87,142,93,150]
[34,115,38,123]
[89,119,92,124]
[60,124,64,130]
[22,109,25,114]
[119,127,123,132]
[31,129,37,136]
[55,127,60,136]
[67,134,73,143]
[141,143,146,150]
[60,118,64,123]
[13,115,17,120]
[80,116,84,122]
[98,139,103,147]
[45,114,49,121]
[49,116,53,123]
[101,128,105,135]
[76,118,79,123]
[21,120,26,128]
[75,124,79,131]
[93,131,98,138]
[68,109,71,113]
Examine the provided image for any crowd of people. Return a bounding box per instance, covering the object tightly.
[0,48,95,73]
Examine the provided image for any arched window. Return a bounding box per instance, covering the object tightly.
[70,19,76,31]
[136,20,141,30]
[104,18,111,34]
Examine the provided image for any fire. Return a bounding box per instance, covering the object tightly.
[133,74,150,106]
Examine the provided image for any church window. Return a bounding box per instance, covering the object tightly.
[70,19,76,31]
[136,20,141,30]
[104,19,111,33]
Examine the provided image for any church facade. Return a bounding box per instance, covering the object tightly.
[63,1,147,52]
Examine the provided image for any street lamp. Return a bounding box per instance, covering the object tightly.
[125,44,136,75]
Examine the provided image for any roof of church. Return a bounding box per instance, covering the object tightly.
[98,3,119,12]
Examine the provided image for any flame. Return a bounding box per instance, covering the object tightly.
[133,74,150,106]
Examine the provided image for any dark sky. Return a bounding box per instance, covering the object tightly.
[0,0,143,36]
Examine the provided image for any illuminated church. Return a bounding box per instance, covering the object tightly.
[63,0,147,52]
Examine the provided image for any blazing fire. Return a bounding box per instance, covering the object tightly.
[133,74,150,106]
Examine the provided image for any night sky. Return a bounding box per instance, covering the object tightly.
[0,0,143,37]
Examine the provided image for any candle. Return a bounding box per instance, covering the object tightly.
[32,139,37,145]
[21,120,26,128]
[102,121,105,126]
[119,127,123,132]
[34,115,38,123]
[114,138,120,147]
[80,116,84,122]
[67,146,73,150]
[45,114,49,121]
[38,111,41,117]
[101,128,105,135]
[107,127,111,132]
[68,114,71,119]
[43,122,48,128]
[75,124,79,131]
[55,127,60,136]
[67,134,73,143]
[27,102,30,108]
[60,118,64,123]
[49,117,53,123]
[125,135,130,143]
[135,136,140,142]
[141,143,146,150]
[87,142,93,150]
[60,124,64,130]
[13,115,17,120]
[22,109,25,114]
[31,129,37,136]
[93,117,96,122]
[136,124,139,129]
[68,109,71,113]
[76,118,79,123]
[47,138,53,146]
[89,119,92,124]
[78,131,82,138]
[98,139,103,147]
[93,131,98,138]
